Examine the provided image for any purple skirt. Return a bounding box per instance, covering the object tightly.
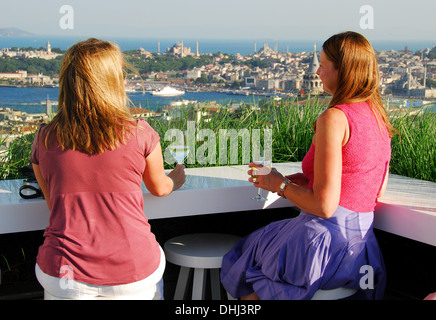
[220,206,386,300]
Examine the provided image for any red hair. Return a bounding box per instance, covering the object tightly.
[322,31,396,137]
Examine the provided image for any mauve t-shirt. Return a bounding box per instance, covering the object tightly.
[30,119,161,285]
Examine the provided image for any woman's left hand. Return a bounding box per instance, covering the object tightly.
[247,162,285,194]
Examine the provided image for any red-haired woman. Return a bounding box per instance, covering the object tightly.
[221,31,394,300]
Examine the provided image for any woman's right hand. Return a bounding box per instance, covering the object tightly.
[168,164,186,191]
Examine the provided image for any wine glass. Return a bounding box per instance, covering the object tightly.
[169,145,190,164]
[251,159,272,201]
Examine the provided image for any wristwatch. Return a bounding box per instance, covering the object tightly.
[278,178,291,198]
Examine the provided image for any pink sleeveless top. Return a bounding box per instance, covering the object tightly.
[302,102,391,213]
[30,119,161,285]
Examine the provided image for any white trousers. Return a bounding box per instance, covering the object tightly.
[35,247,165,300]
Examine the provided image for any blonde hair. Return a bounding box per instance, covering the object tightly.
[44,38,136,154]
[322,31,396,138]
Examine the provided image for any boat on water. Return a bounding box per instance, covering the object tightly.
[170,100,197,107]
[152,86,185,97]
[125,86,136,93]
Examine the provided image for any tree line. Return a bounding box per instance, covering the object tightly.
[0,51,216,78]
[0,56,63,77]
[125,52,213,75]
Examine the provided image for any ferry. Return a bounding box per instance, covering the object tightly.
[125,86,136,93]
[152,86,185,97]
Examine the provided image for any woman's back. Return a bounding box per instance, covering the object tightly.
[302,102,391,212]
[31,119,162,286]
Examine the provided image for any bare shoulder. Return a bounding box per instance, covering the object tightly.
[319,107,347,123]
[316,107,349,146]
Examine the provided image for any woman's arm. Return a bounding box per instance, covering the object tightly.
[250,108,348,218]
[309,107,346,217]
[32,163,51,211]
[143,143,185,197]
[377,166,389,198]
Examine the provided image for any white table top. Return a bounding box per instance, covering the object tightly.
[375,173,436,246]
[1,162,435,246]
[0,163,299,234]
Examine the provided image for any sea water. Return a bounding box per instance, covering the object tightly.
[0,35,434,55]
[0,86,259,114]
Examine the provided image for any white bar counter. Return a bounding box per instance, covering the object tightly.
[0,163,299,234]
[1,162,435,247]
[374,174,436,246]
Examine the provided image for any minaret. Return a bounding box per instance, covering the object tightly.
[181,41,184,57]
[308,43,319,74]
[46,94,52,115]
[196,40,199,57]
[46,41,51,53]
[424,65,427,88]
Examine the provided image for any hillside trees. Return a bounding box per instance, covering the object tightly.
[125,54,213,75]
[0,56,63,77]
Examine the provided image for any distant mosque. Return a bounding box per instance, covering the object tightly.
[166,41,200,58]
[256,43,276,56]
[390,66,436,98]
[302,44,323,95]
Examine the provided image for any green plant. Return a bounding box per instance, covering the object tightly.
[146,96,324,169]
[1,99,434,183]
[0,133,35,180]
[389,110,436,182]
[1,254,11,272]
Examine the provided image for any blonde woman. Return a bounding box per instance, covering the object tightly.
[30,38,185,300]
[221,32,394,300]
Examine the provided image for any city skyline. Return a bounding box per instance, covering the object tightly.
[0,0,435,43]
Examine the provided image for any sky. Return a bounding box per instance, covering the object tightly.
[0,0,435,42]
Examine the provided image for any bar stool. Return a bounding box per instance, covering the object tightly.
[164,233,241,300]
[311,287,358,300]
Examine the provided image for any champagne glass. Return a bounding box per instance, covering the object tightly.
[251,159,272,201]
[169,145,190,164]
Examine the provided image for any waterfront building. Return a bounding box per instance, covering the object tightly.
[186,68,202,80]
[0,70,27,81]
[26,73,52,86]
[255,79,280,92]
[0,68,53,86]
[244,77,256,88]
[0,40,60,60]
[282,78,302,92]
